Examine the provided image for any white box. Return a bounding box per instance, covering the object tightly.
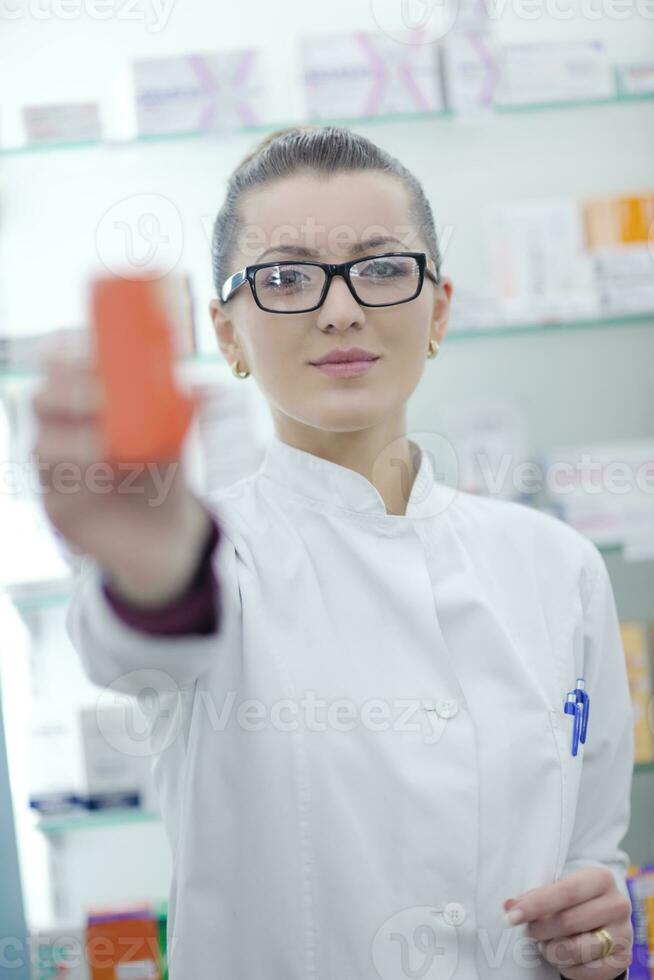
[617,62,654,95]
[446,286,501,332]
[486,198,600,321]
[441,30,498,113]
[133,49,266,136]
[590,245,654,314]
[78,705,157,812]
[31,926,89,980]
[23,103,102,145]
[301,30,444,119]
[495,41,615,106]
[543,440,654,547]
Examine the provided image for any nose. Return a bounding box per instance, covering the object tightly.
[315,274,365,332]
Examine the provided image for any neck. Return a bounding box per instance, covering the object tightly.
[271,414,418,517]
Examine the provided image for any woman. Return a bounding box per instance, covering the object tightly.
[34,126,633,979]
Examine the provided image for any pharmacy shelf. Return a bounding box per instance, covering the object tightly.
[1,310,652,385]
[35,808,160,835]
[1,88,652,159]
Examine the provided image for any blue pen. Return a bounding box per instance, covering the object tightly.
[564,692,583,756]
[572,677,590,744]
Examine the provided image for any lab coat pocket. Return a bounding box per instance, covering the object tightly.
[548,707,585,879]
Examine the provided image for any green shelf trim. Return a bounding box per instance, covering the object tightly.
[36,808,160,834]
[1,90,652,158]
[493,89,654,113]
[0,138,103,157]
[133,129,211,144]
[0,367,47,382]
[634,762,654,775]
[445,311,654,342]
[11,588,75,612]
[598,543,623,556]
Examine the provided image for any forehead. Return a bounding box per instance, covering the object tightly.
[236,170,420,262]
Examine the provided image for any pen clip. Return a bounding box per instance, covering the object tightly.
[563,692,582,756]
[572,676,590,744]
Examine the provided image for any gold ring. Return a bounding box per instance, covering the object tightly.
[592,927,615,958]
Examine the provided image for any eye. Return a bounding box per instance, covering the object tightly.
[261,266,309,290]
[355,257,411,278]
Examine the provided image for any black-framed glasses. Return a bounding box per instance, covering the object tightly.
[220,251,441,314]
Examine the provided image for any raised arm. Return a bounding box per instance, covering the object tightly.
[32,349,232,697]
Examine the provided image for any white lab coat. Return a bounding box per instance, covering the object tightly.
[66,434,634,980]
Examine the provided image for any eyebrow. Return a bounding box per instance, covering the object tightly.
[254,235,408,264]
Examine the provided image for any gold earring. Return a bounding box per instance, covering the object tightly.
[427,339,440,359]
[231,358,250,379]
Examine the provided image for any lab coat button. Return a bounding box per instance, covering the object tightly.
[443,902,465,926]
[436,698,459,719]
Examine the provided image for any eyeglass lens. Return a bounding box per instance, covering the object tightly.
[252,255,422,311]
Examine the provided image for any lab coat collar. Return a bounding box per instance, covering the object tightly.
[260,433,456,520]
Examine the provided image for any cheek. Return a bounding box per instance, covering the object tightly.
[378,307,430,362]
[247,320,306,387]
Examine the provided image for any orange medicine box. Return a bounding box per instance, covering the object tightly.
[86,908,163,979]
[582,193,654,247]
[90,275,196,465]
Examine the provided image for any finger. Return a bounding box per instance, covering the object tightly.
[539,920,632,976]
[31,421,105,476]
[32,367,104,421]
[505,867,611,924]
[527,891,632,942]
[41,326,90,361]
[41,348,92,381]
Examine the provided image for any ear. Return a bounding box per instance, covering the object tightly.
[430,275,453,348]
[209,298,243,368]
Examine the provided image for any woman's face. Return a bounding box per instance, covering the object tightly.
[210,170,452,436]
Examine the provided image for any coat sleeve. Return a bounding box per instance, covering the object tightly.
[101,510,221,636]
[64,505,238,698]
[558,542,635,904]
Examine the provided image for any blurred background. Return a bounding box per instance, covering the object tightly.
[0,0,653,976]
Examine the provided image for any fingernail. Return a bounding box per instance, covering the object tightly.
[504,908,525,926]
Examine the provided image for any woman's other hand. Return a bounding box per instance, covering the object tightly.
[503,866,632,979]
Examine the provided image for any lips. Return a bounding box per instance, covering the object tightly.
[310,347,379,365]
[311,356,380,380]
